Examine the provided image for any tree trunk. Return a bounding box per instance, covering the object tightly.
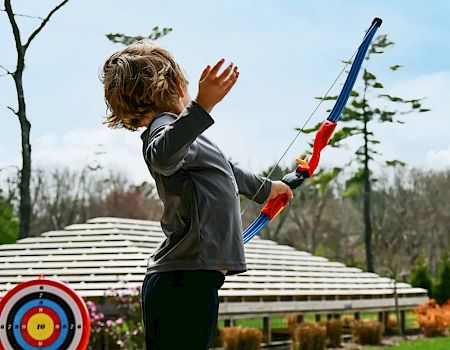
[311,192,328,253]
[14,58,32,239]
[363,105,374,272]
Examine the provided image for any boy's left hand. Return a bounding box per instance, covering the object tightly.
[267,181,294,202]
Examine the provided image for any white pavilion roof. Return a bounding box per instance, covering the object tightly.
[0,217,427,316]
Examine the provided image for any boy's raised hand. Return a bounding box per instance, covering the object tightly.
[195,59,239,113]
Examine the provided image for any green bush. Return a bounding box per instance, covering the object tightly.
[410,255,433,296]
[433,254,450,305]
[0,191,19,244]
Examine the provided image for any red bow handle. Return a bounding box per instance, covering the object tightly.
[260,193,290,220]
[259,120,338,221]
[304,120,337,176]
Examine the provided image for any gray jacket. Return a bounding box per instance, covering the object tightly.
[140,101,271,275]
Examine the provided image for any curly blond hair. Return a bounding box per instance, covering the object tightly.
[101,40,188,131]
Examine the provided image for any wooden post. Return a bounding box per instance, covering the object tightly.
[327,313,332,320]
[263,316,272,345]
[224,319,234,327]
[296,314,304,323]
[315,314,321,322]
[400,310,406,335]
[354,312,360,320]
[384,312,389,330]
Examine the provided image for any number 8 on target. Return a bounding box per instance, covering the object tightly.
[0,276,90,350]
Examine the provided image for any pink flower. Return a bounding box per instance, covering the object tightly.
[106,320,113,327]
[115,317,123,325]
[86,301,96,312]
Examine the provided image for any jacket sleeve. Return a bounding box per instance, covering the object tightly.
[228,162,272,204]
[144,101,214,176]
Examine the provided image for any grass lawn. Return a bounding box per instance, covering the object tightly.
[366,336,450,350]
[217,311,418,330]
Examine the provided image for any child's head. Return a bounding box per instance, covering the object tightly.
[102,40,189,131]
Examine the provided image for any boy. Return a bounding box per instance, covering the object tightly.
[102,40,292,349]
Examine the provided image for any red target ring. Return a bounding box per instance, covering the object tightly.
[20,306,61,347]
[0,277,91,350]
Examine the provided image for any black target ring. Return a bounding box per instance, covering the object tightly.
[5,292,76,350]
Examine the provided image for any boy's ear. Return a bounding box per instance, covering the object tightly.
[175,80,186,98]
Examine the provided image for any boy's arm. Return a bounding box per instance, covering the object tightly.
[145,58,238,176]
[228,162,272,204]
[145,101,213,176]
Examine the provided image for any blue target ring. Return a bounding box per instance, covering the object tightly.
[12,298,69,350]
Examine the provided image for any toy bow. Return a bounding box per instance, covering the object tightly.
[243,18,382,244]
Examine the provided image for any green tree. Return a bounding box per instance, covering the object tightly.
[433,254,450,304]
[304,35,429,272]
[106,27,172,46]
[410,255,433,297]
[0,190,19,244]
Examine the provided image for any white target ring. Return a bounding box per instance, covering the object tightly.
[0,277,90,350]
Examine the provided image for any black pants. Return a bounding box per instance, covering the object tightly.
[141,270,226,350]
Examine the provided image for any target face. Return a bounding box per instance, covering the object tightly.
[0,278,90,350]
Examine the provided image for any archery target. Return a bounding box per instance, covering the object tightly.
[0,278,90,350]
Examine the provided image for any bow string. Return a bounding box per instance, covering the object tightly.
[243,18,383,244]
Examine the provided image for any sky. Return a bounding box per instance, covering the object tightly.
[1,0,449,184]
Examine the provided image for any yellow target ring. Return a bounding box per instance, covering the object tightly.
[26,313,54,340]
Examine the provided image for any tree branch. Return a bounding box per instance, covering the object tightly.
[0,8,44,20]
[7,105,18,115]
[0,64,12,75]
[4,0,23,53]
[23,0,69,51]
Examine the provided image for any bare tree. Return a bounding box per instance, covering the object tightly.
[370,167,450,277]
[29,167,163,235]
[2,0,70,239]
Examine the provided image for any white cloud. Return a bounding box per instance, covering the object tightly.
[359,71,450,171]
[32,127,151,183]
[426,146,450,170]
[386,71,450,141]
